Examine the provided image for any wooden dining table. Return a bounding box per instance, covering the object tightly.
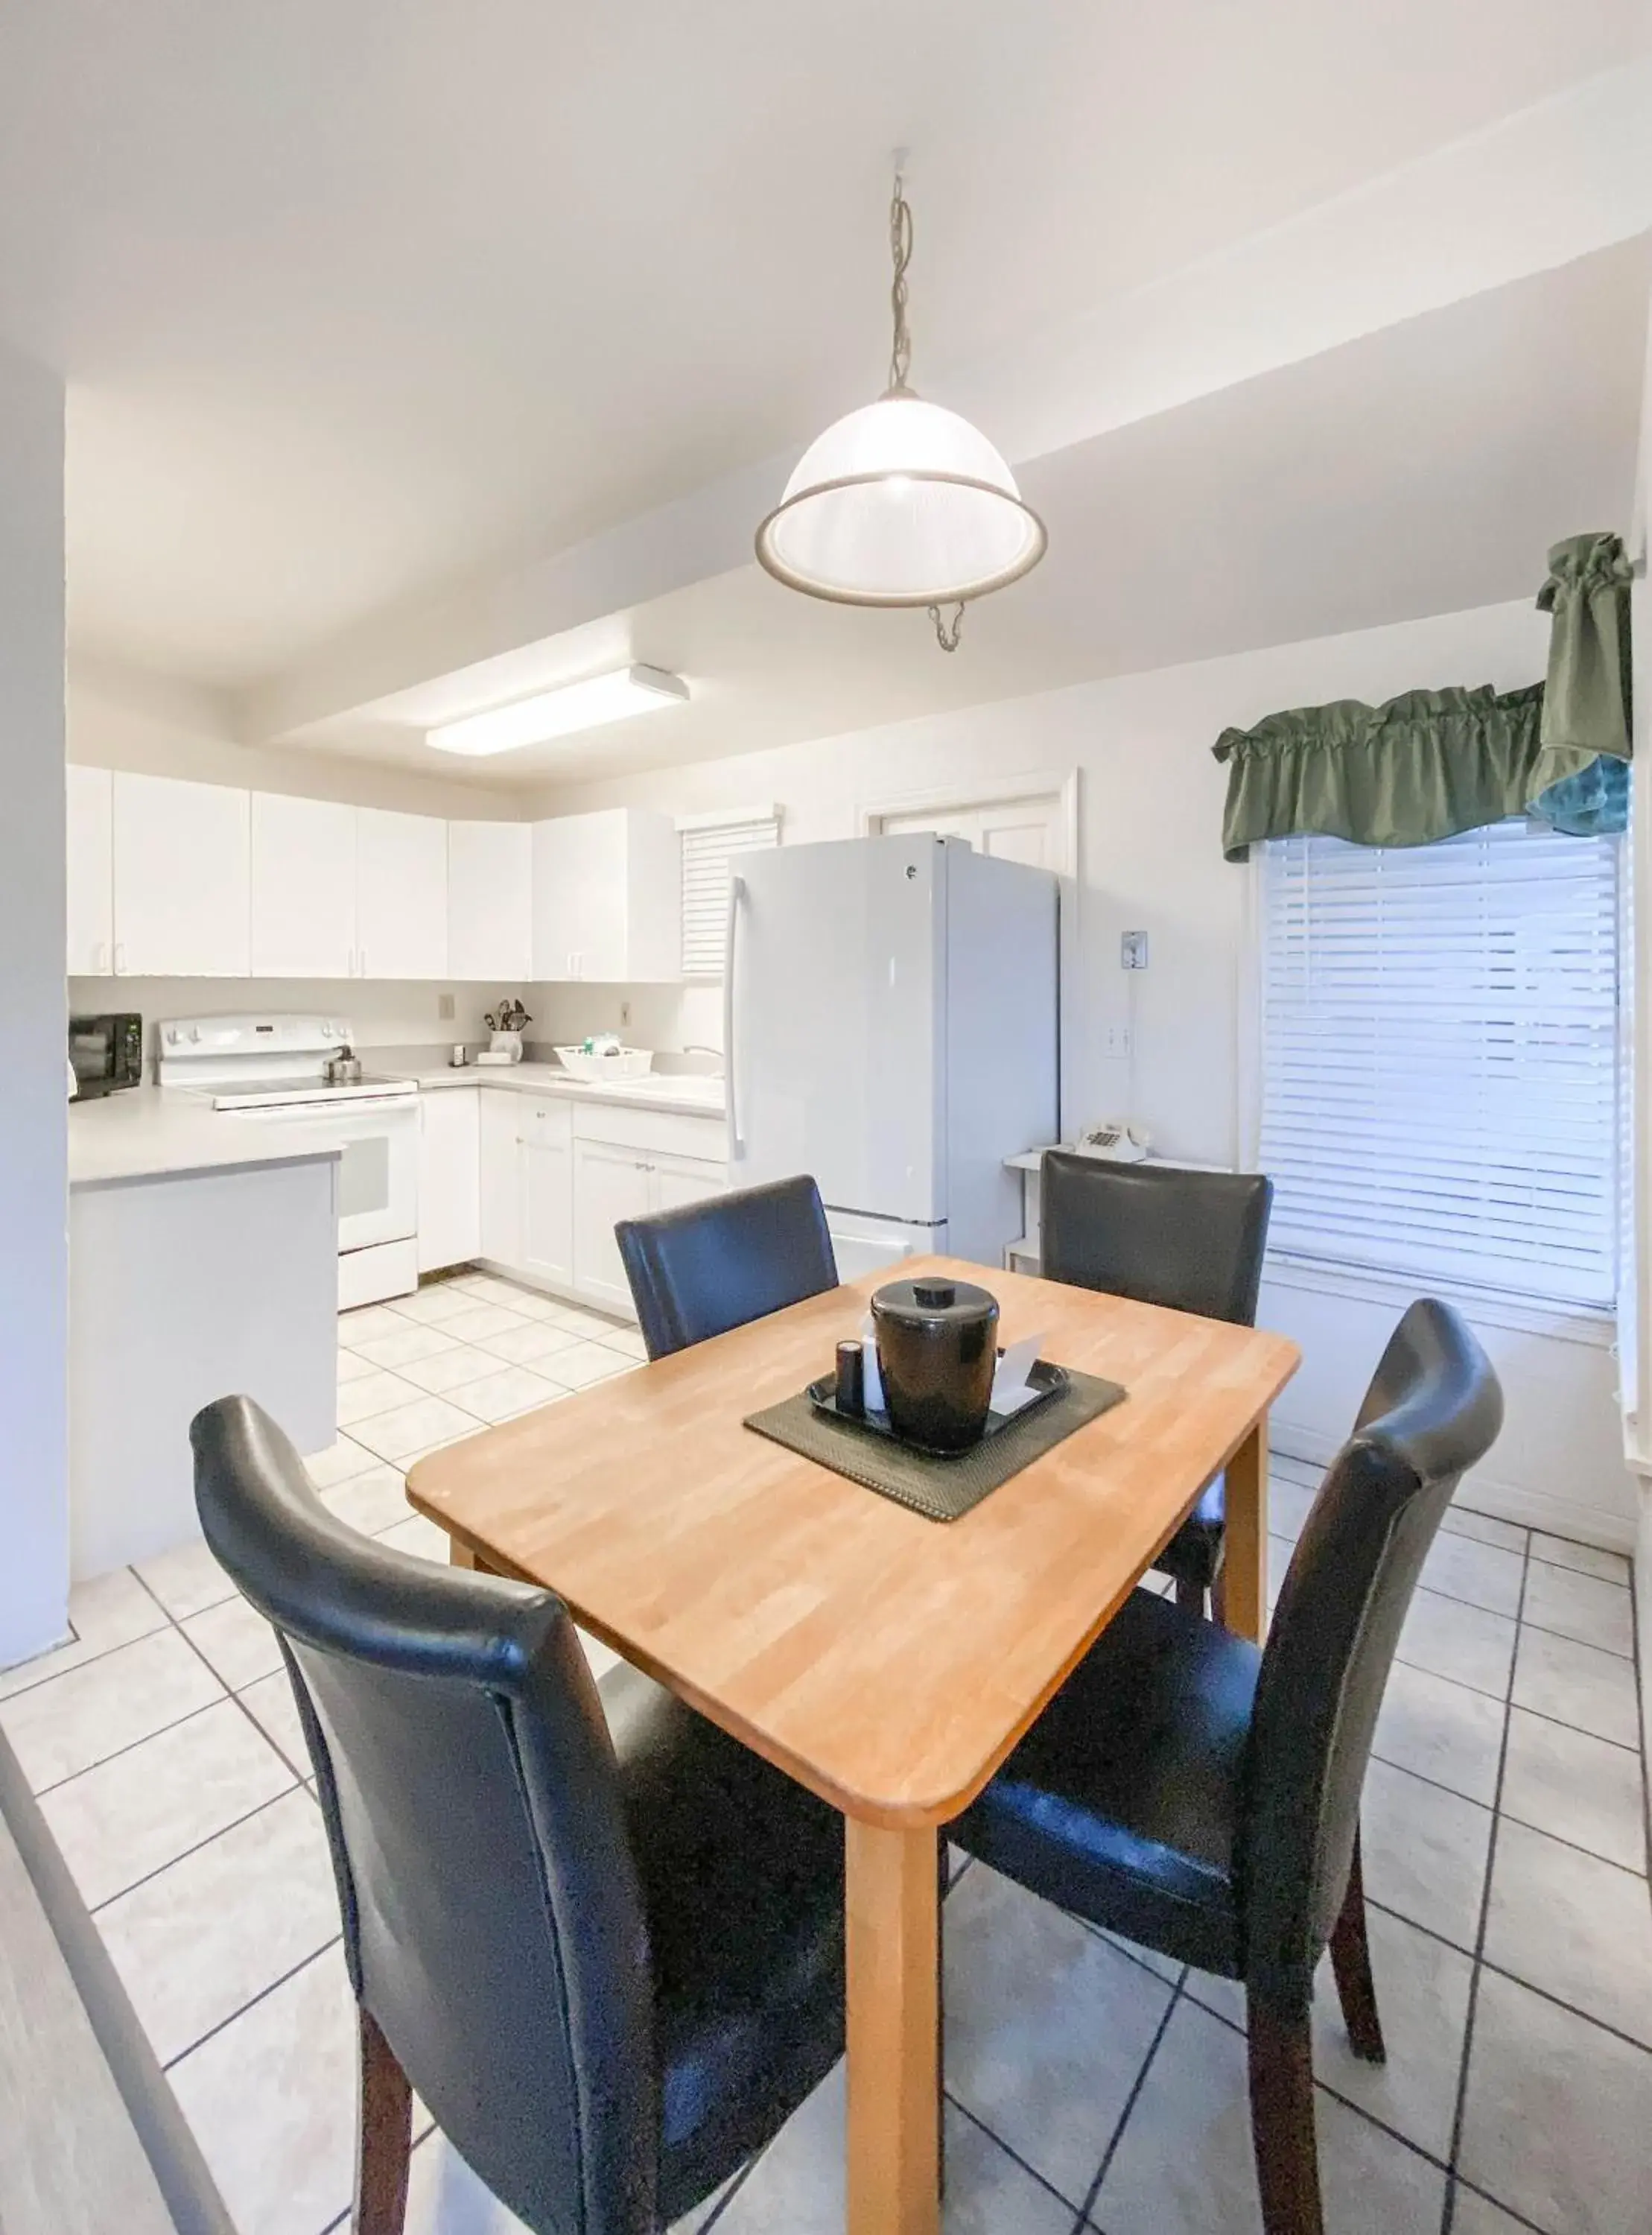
[407,1257,1300,2235]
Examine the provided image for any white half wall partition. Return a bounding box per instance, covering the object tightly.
[0,340,68,1667]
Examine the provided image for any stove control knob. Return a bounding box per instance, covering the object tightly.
[321,1021,335,1038]
[188,1027,202,1044]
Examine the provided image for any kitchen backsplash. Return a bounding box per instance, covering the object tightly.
[69,977,727,1061]
[69,978,495,1056]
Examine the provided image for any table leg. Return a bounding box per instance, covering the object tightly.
[845,1819,941,2235]
[448,1540,498,1576]
[1220,1415,1268,1643]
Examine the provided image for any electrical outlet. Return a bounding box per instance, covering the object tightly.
[437,993,455,1021]
[1105,1023,1132,1059]
[619,1000,632,1029]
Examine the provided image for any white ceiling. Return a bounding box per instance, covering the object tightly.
[286,239,1651,783]
[1,1,1645,688]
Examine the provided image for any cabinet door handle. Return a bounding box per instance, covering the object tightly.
[358,946,367,977]
[94,942,108,974]
[113,942,127,974]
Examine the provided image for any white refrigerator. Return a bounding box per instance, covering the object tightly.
[725,834,1058,1277]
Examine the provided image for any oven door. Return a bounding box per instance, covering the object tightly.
[227,1097,419,1255]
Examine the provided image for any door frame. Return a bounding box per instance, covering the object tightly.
[856,767,1081,1143]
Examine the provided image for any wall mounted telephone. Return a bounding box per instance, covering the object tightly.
[1074,1119,1151,1163]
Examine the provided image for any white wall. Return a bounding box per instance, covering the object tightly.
[524,596,1637,1547]
[69,661,525,822]
[0,344,69,1664]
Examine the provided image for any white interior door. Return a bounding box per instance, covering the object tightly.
[876,791,1064,869]
[250,793,358,977]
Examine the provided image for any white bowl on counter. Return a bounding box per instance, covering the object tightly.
[553,1045,655,1082]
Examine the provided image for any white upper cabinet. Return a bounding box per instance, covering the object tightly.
[250,793,358,978]
[111,772,250,977]
[356,808,448,980]
[448,820,533,983]
[530,808,680,982]
[66,764,114,975]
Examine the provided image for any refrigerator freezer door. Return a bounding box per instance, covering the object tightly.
[729,836,944,1224]
[825,1208,947,1283]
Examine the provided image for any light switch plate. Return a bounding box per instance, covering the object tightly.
[1121,930,1149,970]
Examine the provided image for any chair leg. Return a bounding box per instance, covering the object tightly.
[1329,1828,1385,2063]
[355,2006,412,2235]
[1247,2000,1324,2235]
[1174,1575,1207,1615]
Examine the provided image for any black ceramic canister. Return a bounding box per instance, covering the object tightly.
[870,1277,1000,1454]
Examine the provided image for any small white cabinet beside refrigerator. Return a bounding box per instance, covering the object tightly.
[726,834,1058,1277]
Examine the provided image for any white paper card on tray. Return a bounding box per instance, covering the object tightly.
[989,1331,1048,1416]
[857,1313,885,1411]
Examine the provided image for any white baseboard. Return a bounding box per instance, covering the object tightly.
[1270,1416,1636,1554]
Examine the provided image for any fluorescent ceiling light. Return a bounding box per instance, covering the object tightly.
[426,664,689,756]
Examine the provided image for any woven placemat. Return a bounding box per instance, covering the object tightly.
[743,1366,1127,1523]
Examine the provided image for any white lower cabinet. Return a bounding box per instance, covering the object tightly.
[521,1114,574,1288]
[649,1148,729,1216]
[417,1089,480,1273]
[478,1090,524,1269]
[571,1138,653,1312]
[471,1089,727,1312]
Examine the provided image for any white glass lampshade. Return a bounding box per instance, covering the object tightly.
[755,393,1046,606]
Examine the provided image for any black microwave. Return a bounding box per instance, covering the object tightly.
[69,1012,144,1097]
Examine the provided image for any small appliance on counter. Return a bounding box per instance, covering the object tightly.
[69,1012,144,1099]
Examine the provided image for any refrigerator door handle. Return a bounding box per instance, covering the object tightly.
[724,872,746,1161]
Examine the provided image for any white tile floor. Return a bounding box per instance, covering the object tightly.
[0,1272,1647,2234]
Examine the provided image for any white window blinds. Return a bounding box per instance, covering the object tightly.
[679,812,780,978]
[1258,820,1621,1312]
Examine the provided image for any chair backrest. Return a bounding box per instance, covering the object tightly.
[191,1395,658,2235]
[1239,1300,1502,2006]
[616,1174,839,1361]
[1039,1153,1274,1325]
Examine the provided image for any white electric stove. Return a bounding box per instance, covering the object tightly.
[159,1015,422,1307]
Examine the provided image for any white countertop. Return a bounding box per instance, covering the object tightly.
[69,1088,348,1191]
[413,1060,726,1120]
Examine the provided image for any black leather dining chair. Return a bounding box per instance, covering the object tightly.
[1041,1150,1274,1614]
[616,1173,839,1360]
[950,1299,1502,2235]
[191,1394,846,2235]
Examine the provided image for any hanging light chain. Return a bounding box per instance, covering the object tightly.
[928,601,964,653]
[887,171,914,396]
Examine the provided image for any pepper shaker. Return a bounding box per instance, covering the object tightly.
[835,1339,866,1418]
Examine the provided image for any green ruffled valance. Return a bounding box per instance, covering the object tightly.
[1213,531,1633,861]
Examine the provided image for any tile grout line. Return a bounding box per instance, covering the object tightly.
[1438,1521,1528,2234]
[1627,1559,1652,1924]
[86,1781,304,1919]
[1072,1965,1186,2229]
[27,1685,232,1799]
[161,1935,345,2075]
[130,1567,316,1787]
[943,2087,1099,2220]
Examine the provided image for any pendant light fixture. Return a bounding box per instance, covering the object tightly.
[755,161,1046,651]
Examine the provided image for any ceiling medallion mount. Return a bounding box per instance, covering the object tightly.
[755,162,1046,652]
